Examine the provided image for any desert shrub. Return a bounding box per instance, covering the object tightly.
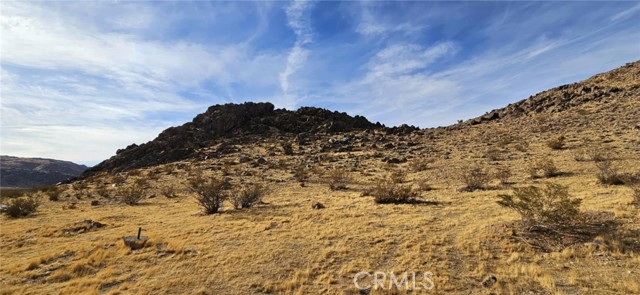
[460,165,491,191]
[529,159,560,178]
[623,173,640,205]
[410,158,433,172]
[415,178,433,192]
[96,186,111,198]
[111,174,126,185]
[372,178,420,204]
[594,159,624,185]
[327,167,350,190]
[497,183,582,228]
[230,183,268,209]
[389,169,407,184]
[71,181,88,192]
[134,178,149,188]
[495,166,512,185]
[546,135,566,150]
[159,184,178,198]
[189,175,227,214]
[3,195,40,218]
[118,185,145,205]
[43,185,62,201]
[484,148,503,161]
[280,141,294,155]
[292,164,311,186]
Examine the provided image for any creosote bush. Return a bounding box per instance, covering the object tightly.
[230,183,268,209]
[529,159,560,178]
[495,166,512,185]
[460,165,491,191]
[497,183,582,228]
[546,135,566,150]
[622,173,640,206]
[594,159,624,185]
[292,164,311,186]
[280,141,294,155]
[43,185,62,201]
[327,167,350,190]
[118,185,145,205]
[372,178,420,204]
[3,195,40,218]
[189,175,228,214]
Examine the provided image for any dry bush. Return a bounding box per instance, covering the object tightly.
[117,185,145,205]
[415,178,433,192]
[160,184,178,198]
[95,186,111,199]
[111,174,126,185]
[280,141,294,155]
[230,183,268,209]
[372,178,420,204]
[546,135,566,150]
[292,163,311,186]
[623,173,640,205]
[327,167,350,190]
[484,148,503,161]
[71,181,88,192]
[389,169,407,184]
[43,185,62,201]
[460,165,491,191]
[188,175,228,214]
[410,158,433,172]
[594,160,624,185]
[2,195,40,218]
[529,159,560,178]
[495,166,512,185]
[497,183,582,228]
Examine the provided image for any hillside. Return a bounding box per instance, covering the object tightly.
[0,156,88,188]
[83,102,384,175]
[0,61,639,294]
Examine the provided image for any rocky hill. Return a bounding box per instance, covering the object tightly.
[465,61,640,125]
[0,156,88,188]
[83,102,389,175]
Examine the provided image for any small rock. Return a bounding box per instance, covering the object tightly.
[312,202,326,209]
[482,275,497,287]
[91,200,100,206]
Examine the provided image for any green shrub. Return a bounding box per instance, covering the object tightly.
[497,183,582,228]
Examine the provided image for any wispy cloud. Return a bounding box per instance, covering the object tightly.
[278,0,315,108]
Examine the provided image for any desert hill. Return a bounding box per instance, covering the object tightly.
[0,155,88,188]
[83,102,390,175]
[1,61,639,294]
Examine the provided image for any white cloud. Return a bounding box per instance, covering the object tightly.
[0,1,286,165]
[278,0,315,108]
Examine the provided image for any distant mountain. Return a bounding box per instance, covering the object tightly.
[0,156,88,188]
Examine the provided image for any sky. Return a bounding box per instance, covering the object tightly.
[1,1,639,166]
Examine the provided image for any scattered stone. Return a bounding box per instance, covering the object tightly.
[63,219,106,235]
[312,202,326,209]
[91,200,100,206]
[482,274,497,287]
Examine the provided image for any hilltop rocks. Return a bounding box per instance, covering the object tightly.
[83,102,383,175]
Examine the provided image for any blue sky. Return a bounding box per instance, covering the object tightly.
[1,1,639,165]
